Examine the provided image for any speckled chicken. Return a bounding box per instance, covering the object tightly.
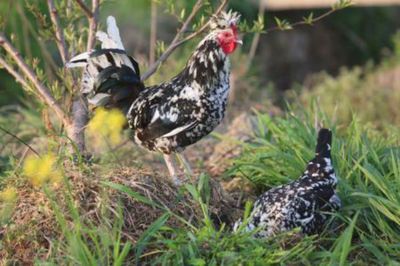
[67,12,242,184]
[234,129,341,237]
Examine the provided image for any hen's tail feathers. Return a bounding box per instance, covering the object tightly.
[302,128,334,178]
[315,128,332,159]
[66,16,143,114]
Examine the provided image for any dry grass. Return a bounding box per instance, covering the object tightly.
[0,162,243,264]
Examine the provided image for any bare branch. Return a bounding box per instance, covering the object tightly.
[47,0,69,63]
[70,97,88,153]
[74,0,93,18]
[16,3,59,77]
[73,0,99,50]
[245,0,265,72]
[141,0,228,81]
[178,0,228,45]
[0,33,71,127]
[171,0,204,45]
[0,57,29,88]
[87,0,99,51]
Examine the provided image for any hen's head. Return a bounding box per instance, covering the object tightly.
[209,10,241,55]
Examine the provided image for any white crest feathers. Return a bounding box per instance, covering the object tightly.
[210,10,241,30]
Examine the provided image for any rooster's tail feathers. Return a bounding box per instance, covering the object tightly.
[65,52,91,68]
[65,16,143,113]
[105,16,124,50]
[66,16,124,69]
[95,16,125,50]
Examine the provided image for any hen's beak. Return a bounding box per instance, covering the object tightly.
[235,39,243,45]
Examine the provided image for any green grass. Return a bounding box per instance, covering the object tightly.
[132,109,400,265]
[104,108,399,265]
[1,106,400,265]
[107,174,320,266]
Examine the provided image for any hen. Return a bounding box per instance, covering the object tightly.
[234,128,341,238]
[67,12,241,184]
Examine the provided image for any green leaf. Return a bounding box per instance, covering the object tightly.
[333,0,353,10]
[135,213,170,265]
[274,17,292,31]
[303,12,314,25]
[330,212,359,266]
[113,241,131,266]
[179,8,186,20]
[102,181,162,209]
[185,183,200,201]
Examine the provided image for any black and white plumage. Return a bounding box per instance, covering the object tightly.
[127,38,232,154]
[66,16,144,114]
[67,12,241,182]
[234,129,340,238]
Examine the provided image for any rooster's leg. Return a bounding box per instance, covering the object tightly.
[177,153,193,177]
[163,154,182,185]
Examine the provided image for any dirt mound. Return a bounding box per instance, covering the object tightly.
[0,165,239,264]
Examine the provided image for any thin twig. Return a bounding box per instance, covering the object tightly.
[74,0,93,18]
[141,0,228,81]
[0,125,40,156]
[265,8,342,33]
[178,0,228,45]
[141,0,204,80]
[16,3,32,59]
[47,0,69,63]
[241,4,349,72]
[16,3,59,78]
[87,0,99,51]
[0,57,29,88]
[0,33,71,127]
[171,0,204,45]
[245,0,265,73]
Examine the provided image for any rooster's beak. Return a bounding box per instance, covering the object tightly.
[235,39,243,45]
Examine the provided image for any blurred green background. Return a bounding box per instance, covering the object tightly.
[1,0,400,103]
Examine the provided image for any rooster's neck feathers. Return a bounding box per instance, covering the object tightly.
[178,38,229,87]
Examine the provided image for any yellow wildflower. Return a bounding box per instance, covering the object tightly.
[0,187,18,203]
[23,153,62,187]
[87,107,126,146]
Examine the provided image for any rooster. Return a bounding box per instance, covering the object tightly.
[67,11,242,184]
[234,129,341,237]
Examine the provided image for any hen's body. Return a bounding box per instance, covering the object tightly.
[235,129,341,237]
